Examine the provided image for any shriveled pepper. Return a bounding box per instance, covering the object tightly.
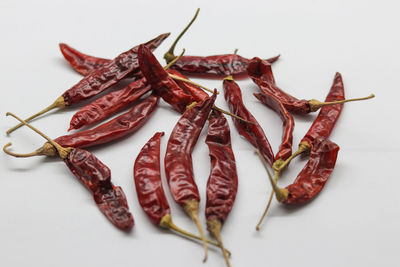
[3,113,134,231]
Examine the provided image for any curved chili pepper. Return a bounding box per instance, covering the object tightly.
[247,58,374,115]
[253,91,294,162]
[205,110,237,267]
[134,131,230,254]
[59,43,111,76]
[166,69,208,102]
[33,94,159,157]
[7,33,169,134]
[165,91,217,261]
[3,113,134,231]
[260,137,339,205]
[164,9,280,78]
[68,77,151,130]
[138,44,194,113]
[223,76,274,167]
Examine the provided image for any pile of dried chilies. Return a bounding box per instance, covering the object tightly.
[3,8,375,267]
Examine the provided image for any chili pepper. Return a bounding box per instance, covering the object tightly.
[134,132,229,253]
[256,73,346,229]
[257,136,340,204]
[253,91,294,163]
[68,77,151,130]
[59,43,112,76]
[223,75,274,167]
[165,91,217,262]
[7,33,169,134]
[31,94,159,157]
[3,112,134,231]
[164,8,280,78]
[205,110,238,267]
[247,58,374,114]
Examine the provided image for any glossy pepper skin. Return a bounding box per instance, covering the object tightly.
[223,77,274,167]
[134,132,170,225]
[205,110,238,223]
[283,137,339,204]
[166,69,208,102]
[168,54,280,78]
[138,45,194,113]
[61,33,169,106]
[247,57,311,114]
[53,94,159,149]
[59,43,111,76]
[301,73,344,147]
[64,148,134,231]
[69,78,151,130]
[254,91,294,162]
[164,92,217,205]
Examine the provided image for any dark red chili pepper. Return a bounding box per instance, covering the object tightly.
[33,94,159,156]
[164,9,280,78]
[253,91,294,162]
[3,112,134,231]
[247,58,374,114]
[223,76,274,167]
[165,91,217,261]
[138,44,194,113]
[59,43,111,76]
[68,77,151,131]
[205,110,237,267]
[7,33,169,134]
[166,69,208,102]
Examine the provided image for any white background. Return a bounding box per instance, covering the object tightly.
[1,0,399,266]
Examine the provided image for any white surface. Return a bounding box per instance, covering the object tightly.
[1,0,399,267]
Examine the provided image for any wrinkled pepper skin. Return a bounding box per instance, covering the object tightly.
[55,94,159,148]
[166,69,208,102]
[65,148,134,231]
[254,91,294,162]
[59,43,111,76]
[138,45,193,113]
[223,78,274,167]
[169,54,280,78]
[61,33,169,106]
[69,78,151,130]
[205,110,238,223]
[134,132,171,225]
[301,73,345,147]
[164,92,217,206]
[284,137,339,204]
[247,57,311,114]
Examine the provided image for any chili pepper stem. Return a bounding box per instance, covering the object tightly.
[164,8,200,63]
[308,93,375,112]
[255,170,279,231]
[184,200,208,262]
[164,49,185,70]
[5,112,72,159]
[207,219,231,267]
[168,73,216,94]
[159,214,231,255]
[6,96,65,134]
[273,143,310,172]
[212,105,254,125]
[255,149,288,202]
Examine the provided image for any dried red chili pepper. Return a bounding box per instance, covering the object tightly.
[223,76,274,167]
[31,94,159,157]
[59,43,111,76]
[7,33,169,134]
[164,9,280,78]
[247,58,374,114]
[134,132,229,252]
[205,110,238,267]
[165,91,217,262]
[258,136,340,204]
[68,77,151,130]
[254,91,294,163]
[3,112,134,231]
